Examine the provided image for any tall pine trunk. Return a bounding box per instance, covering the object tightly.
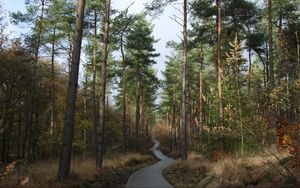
[268,0,276,147]
[120,34,127,152]
[92,8,99,164]
[247,27,252,112]
[97,0,111,168]
[216,0,224,127]
[180,0,188,160]
[57,0,85,180]
[50,27,56,156]
[135,60,141,151]
[199,46,204,150]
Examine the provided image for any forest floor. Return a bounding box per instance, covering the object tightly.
[163,151,300,188]
[0,153,156,188]
[153,124,300,188]
[0,138,156,188]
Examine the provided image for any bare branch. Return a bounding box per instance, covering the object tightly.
[176,33,183,41]
[172,5,183,14]
[169,15,183,27]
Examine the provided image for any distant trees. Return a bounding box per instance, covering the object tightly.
[125,14,159,151]
[1,45,34,163]
[0,40,72,162]
[156,0,300,159]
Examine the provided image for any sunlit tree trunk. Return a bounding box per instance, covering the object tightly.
[97,0,111,168]
[216,0,224,127]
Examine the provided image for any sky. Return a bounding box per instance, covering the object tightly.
[1,0,182,80]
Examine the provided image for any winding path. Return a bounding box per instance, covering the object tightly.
[126,140,175,188]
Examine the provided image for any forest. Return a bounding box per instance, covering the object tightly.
[1,0,300,187]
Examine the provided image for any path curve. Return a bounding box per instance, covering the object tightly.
[126,139,175,188]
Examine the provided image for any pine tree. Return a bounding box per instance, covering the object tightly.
[57,0,85,180]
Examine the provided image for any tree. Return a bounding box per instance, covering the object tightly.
[44,0,68,148]
[10,0,48,161]
[110,8,135,152]
[0,1,7,50]
[180,0,188,160]
[126,14,159,151]
[0,45,33,163]
[216,0,224,127]
[97,0,111,168]
[84,0,104,166]
[57,0,85,180]
[225,34,245,155]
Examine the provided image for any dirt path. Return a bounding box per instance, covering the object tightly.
[125,139,175,188]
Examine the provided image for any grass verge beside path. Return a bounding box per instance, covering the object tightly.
[0,153,156,188]
[164,152,300,188]
[83,154,156,188]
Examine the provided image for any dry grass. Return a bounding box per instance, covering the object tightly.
[0,153,153,188]
[164,151,299,188]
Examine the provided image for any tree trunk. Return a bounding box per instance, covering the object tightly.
[23,94,31,160]
[92,7,99,163]
[180,0,188,160]
[247,28,252,112]
[168,104,172,151]
[120,34,128,152]
[31,106,39,161]
[277,3,282,87]
[1,98,13,163]
[83,73,88,154]
[50,27,56,157]
[171,100,176,152]
[135,60,141,151]
[97,0,111,168]
[268,0,276,147]
[18,105,22,158]
[199,46,204,150]
[127,98,132,149]
[296,32,300,120]
[57,0,85,180]
[296,32,300,79]
[216,0,224,127]
[268,0,274,93]
[235,53,243,156]
[284,40,290,121]
[140,96,144,137]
